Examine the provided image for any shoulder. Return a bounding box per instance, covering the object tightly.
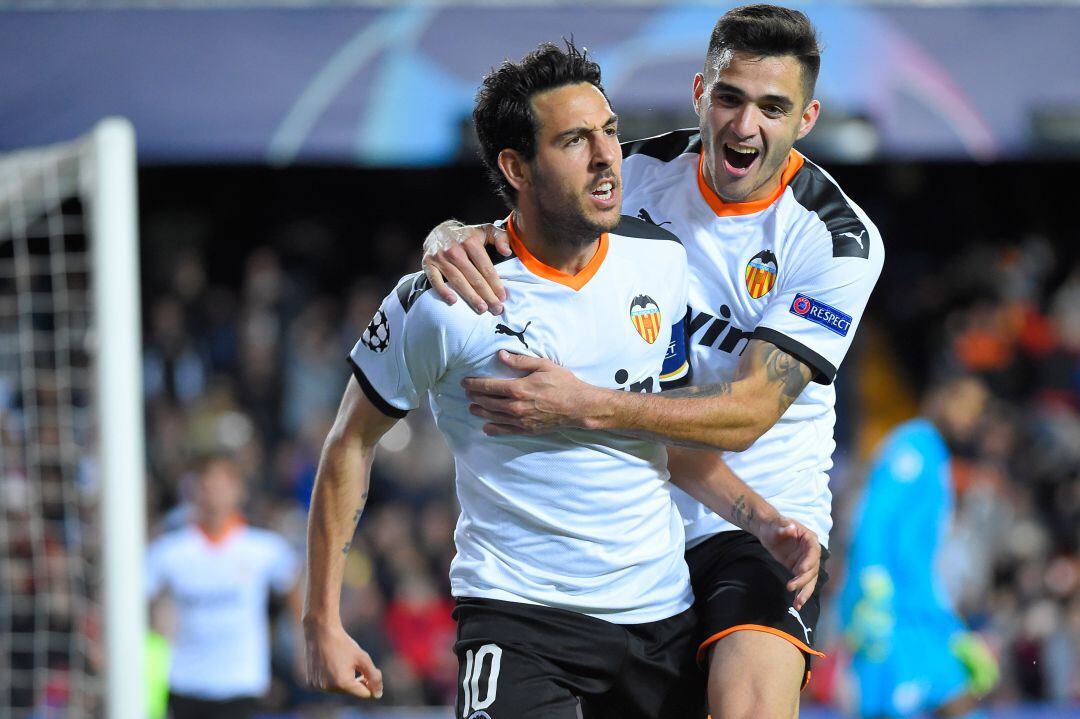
[879,420,946,475]
[786,155,884,263]
[609,215,687,270]
[243,527,295,556]
[387,271,487,334]
[611,214,682,245]
[622,130,701,191]
[622,129,701,162]
[147,527,191,559]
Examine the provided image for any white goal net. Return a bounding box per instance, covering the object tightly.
[0,119,145,719]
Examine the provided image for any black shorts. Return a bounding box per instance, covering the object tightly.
[167,692,257,719]
[685,530,829,686]
[452,597,705,719]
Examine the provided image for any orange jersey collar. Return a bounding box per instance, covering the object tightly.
[196,514,245,546]
[697,149,805,217]
[506,214,608,291]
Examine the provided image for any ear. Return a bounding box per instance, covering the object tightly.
[692,73,707,114]
[796,99,821,141]
[497,148,530,194]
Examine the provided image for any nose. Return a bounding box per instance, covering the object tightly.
[590,131,618,170]
[729,104,757,140]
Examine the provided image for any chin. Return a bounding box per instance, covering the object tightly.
[715,181,753,203]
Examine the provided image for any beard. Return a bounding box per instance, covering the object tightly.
[531,166,620,248]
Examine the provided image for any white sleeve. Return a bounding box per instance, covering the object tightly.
[754,223,884,384]
[348,272,480,416]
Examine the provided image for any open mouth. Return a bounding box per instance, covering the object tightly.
[591,180,615,202]
[723,143,760,172]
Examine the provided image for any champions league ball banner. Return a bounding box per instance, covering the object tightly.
[1,4,1078,164]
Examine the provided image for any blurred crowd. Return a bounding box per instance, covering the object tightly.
[822,237,1080,709]
[3,164,1077,715]
[137,219,1080,711]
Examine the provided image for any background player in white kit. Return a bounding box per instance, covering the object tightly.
[304,41,819,718]
[423,6,884,718]
[146,454,302,719]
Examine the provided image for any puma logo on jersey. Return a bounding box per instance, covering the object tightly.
[687,306,753,355]
[788,606,812,644]
[838,229,866,250]
[495,321,531,348]
[636,208,671,227]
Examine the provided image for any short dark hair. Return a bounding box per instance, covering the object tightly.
[473,40,606,206]
[706,5,821,103]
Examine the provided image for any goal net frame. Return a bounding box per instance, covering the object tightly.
[0,117,145,719]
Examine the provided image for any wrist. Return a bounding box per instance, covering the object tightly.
[578,386,621,430]
[748,501,782,537]
[301,607,342,634]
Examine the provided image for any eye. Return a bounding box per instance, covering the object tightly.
[715,94,740,107]
[566,135,583,146]
[604,126,619,137]
[762,105,786,118]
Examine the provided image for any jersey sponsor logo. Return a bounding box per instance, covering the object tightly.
[688,306,753,355]
[494,321,530,348]
[613,368,655,393]
[360,308,391,352]
[789,294,852,337]
[630,295,662,344]
[636,207,672,227]
[744,249,778,299]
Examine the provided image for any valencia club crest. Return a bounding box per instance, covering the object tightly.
[630,295,662,344]
[745,250,778,299]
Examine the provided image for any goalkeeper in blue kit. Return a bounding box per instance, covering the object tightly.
[840,375,999,718]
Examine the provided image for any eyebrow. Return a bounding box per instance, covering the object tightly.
[712,82,795,110]
[554,113,619,142]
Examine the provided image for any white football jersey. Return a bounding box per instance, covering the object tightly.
[622,130,885,548]
[145,521,299,699]
[350,214,693,624]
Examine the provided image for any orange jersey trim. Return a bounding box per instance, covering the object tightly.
[696,149,805,217]
[506,214,608,292]
[196,514,245,545]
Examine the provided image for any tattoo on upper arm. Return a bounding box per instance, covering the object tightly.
[732,494,754,528]
[739,340,812,412]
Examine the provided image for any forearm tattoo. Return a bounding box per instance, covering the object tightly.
[341,491,369,555]
[732,494,754,528]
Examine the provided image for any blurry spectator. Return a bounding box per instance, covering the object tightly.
[839,376,1000,718]
[383,572,456,704]
[146,453,302,719]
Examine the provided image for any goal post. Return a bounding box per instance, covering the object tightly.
[0,117,145,719]
[90,118,146,719]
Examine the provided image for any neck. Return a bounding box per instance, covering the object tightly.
[511,207,600,275]
[198,511,239,539]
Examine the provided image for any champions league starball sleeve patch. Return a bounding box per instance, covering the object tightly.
[789,293,852,337]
